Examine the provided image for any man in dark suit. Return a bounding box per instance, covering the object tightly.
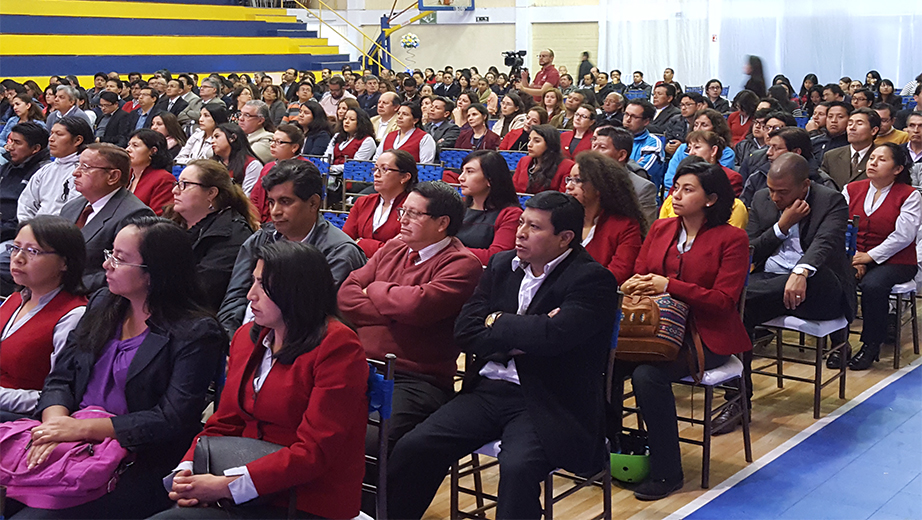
[818,107,880,189]
[713,153,854,434]
[157,79,189,118]
[424,96,460,161]
[433,73,460,99]
[386,191,619,519]
[647,83,681,134]
[59,143,155,292]
[95,91,132,147]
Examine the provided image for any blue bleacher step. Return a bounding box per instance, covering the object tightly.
[275,29,319,38]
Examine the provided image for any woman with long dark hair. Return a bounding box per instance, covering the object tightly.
[376,102,436,164]
[157,241,368,520]
[0,216,86,421]
[865,70,882,92]
[323,107,377,174]
[743,56,766,97]
[176,103,228,165]
[512,124,574,193]
[454,104,501,151]
[296,100,333,155]
[493,92,526,138]
[456,150,523,265]
[727,89,760,145]
[126,128,176,215]
[500,106,547,151]
[565,151,644,283]
[150,111,187,159]
[9,217,225,518]
[211,122,263,196]
[877,79,902,108]
[560,104,597,159]
[799,73,819,105]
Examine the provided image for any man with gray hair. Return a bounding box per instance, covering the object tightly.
[238,99,275,163]
[197,77,225,107]
[46,85,92,128]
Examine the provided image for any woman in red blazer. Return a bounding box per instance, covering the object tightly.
[559,104,596,160]
[512,124,575,194]
[565,151,644,284]
[454,104,501,151]
[499,107,547,151]
[127,129,176,216]
[343,149,416,257]
[619,158,751,501]
[164,241,368,520]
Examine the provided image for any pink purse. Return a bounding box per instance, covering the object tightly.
[0,407,130,509]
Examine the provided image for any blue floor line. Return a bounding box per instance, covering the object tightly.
[681,363,922,520]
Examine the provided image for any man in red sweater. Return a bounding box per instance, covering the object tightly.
[339,181,483,451]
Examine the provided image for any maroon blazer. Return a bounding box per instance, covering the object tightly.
[512,155,575,194]
[583,211,642,285]
[499,128,526,151]
[342,191,409,258]
[453,127,501,150]
[133,166,175,216]
[182,320,368,519]
[633,218,752,356]
[560,131,593,160]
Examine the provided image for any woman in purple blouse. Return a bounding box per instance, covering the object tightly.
[9,217,226,519]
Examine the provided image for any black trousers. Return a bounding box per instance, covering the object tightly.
[386,378,555,520]
[614,344,728,481]
[859,263,917,345]
[149,505,324,520]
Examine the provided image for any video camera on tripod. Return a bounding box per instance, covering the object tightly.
[503,50,526,83]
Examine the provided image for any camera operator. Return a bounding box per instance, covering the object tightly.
[515,49,560,103]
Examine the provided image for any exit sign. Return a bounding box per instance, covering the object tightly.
[476,16,489,22]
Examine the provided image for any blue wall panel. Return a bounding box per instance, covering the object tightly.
[0,15,315,37]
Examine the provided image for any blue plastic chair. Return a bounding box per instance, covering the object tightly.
[517,193,532,208]
[366,354,396,520]
[171,164,185,179]
[321,211,348,230]
[499,151,526,171]
[303,154,330,174]
[343,159,375,183]
[417,163,444,183]
[624,90,647,100]
[795,116,809,128]
[439,148,470,169]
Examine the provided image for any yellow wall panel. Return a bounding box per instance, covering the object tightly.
[0,35,332,56]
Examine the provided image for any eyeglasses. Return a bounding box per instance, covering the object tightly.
[374,166,403,175]
[173,180,208,191]
[564,176,584,185]
[238,112,260,119]
[75,162,114,172]
[270,139,295,146]
[397,207,432,220]
[5,243,57,259]
[103,250,147,269]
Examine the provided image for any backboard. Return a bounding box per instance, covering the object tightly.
[418,0,474,11]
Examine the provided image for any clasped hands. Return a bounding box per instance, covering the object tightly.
[851,251,873,280]
[621,273,669,296]
[169,470,240,507]
[27,415,86,470]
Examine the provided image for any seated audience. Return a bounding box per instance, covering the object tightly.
[228,85,254,124]
[512,124,575,193]
[705,79,731,113]
[475,77,498,115]
[358,75,381,117]
[873,103,909,146]
[543,88,565,123]
[387,191,618,519]
[590,125,658,227]
[250,124,306,222]
[424,96,461,160]
[560,104,597,159]
[338,181,482,451]
[454,104,501,151]
[1,123,51,251]
[734,108,773,171]
[648,84,681,134]
[335,97,363,127]
[812,101,852,166]
[551,90,586,130]
[343,149,417,258]
[18,116,93,221]
[0,93,46,153]
[127,86,159,131]
[876,79,902,109]
[160,79,189,120]
[238,100,275,164]
[218,160,365,334]
[46,85,92,128]
[0,216,86,421]
[451,92,475,128]
[371,92,401,141]
[627,71,653,101]
[664,108,736,190]
[819,107,880,189]
[599,91,625,127]
[844,143,921,370]
[803,85,825,118]
[455,150,523,265]
[175,75,203,126]
[175,103,228,165]
[894,85,921,130]
[375,102,436,164]
[155,241,367,520]
[905,111,922,186]
[741,124,814,205]
[126,129,176,215]
[727,89,759,145]
[283,81,315,123]
[565,151,645,283]
[619,158,751,501]
[622,99,666,188]
[500,107,547,152]
[324,107,377,176]
[296,100,333,155]
[492,92,527,138]
[805,101,828,134]
[823,83,847,103]
[261,84,287,127]
[60,143,155,291]
[850,88,874,109]
[5,216,225,519]
[211,123,263,196]
[165,159,255,313]
[319,76,357,119]
[664,92,708,156]
[150,111,187,159]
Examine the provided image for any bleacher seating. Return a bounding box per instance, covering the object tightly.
[499,151,526,171]
[417,163,444,183]
[439,148,470,169]
[321,210,349,229]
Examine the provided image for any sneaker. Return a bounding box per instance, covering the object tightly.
[633,474,684,501]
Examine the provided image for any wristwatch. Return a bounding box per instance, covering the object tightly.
[485,311,503,328]
[792,267,808,277]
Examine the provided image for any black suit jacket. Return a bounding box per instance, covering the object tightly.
[163,96,189,118]
[748,181,856,320]
[99,108,133,148]
[128,108,156,130]
[424,120,461,160]
[647,104,681,134]
[59,188,156,292]
[38,289,226,494]
[454,248,619,474]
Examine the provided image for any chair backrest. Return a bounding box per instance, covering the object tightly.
[439,148,470,169]
[517,192,533,208]
[302,154,331,174]
[606,291,625,405]
[344,159,376,183]
[172,164,185,179]
[686,86,704,95]
[321,210,349,230]
[366,353,396,520]
[624,90,647,100]
[417,162,444,183]
[498,150,526,171]
[846,215,860,258]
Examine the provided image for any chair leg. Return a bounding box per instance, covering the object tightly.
[602,458,612,520]
[814,335,825,419]
[471,454,485,514]
[893,293,902,369]
[738,374,753,463]
[701,386,713,489]
[838,331,847,400]
[912,292,919,355]
[775,329,784,389]
[544,473,554,519]
[450,462,460,520]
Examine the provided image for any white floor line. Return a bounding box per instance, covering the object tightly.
[661,356,922,520]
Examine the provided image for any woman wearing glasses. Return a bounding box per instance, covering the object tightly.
[343,149,417,258]
[165,160,256,313]
[8,217,226,518]
[559,104,597,160]
[249,124,306,223]
[0,216,86,422]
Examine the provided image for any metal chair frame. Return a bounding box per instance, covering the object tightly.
[365,353,396,520]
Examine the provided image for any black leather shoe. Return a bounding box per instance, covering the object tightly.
[848,343,880,371]
[634,474,684,501]
[826,344,852,369]
[712,401,750,436]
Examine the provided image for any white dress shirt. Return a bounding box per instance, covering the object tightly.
[323,135,377,174]
[372,196,397,232]
[842,182,922,263]
[373,128,437,164]
[409,236,451,265]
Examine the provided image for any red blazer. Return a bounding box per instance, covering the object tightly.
[454,127,501,150]
[722,165,744,197]
[584,211,642,284]
[499,128,525,151]
[342,191,409,257]
[250,158,310,223]
[633,218,751,356]
[512,155,575,194]
[727,111,753,146]
[560,131,593,160]
[133,166,175,215]
[183,320,368,520]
